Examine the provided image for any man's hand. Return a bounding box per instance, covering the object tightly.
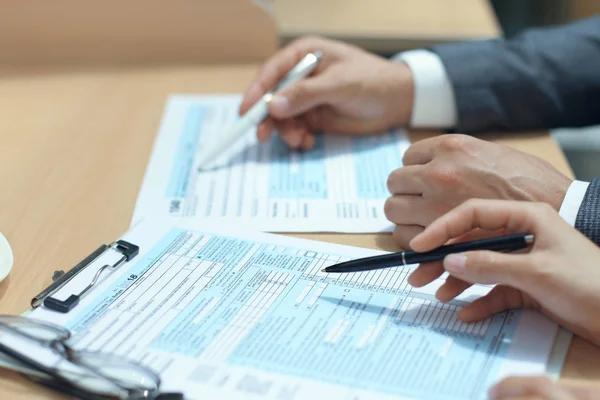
[490,376,600,400]
[385,134,572,248]
[409,199,600,347]
[240,36,414,149]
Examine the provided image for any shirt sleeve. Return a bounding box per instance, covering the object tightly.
[559,180,590,227]
[392,49,458,128]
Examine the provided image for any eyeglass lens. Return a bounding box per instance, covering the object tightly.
[0,316,160,399]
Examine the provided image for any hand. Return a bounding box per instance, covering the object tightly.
[385,134,572,248]
[240,36,414,150]
[490,376,600,400]
[408,199,600,346]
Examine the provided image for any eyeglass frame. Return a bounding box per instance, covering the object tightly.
[0,315,179,400]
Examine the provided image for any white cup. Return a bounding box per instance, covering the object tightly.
[0,232,13,282]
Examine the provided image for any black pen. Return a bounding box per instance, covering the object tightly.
[321,233,534,273]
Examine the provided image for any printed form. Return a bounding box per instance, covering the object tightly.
[133,95,410,232]
[24,220,567,400]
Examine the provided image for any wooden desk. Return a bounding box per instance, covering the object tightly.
[273,0,501,53]
[0,64,597,399]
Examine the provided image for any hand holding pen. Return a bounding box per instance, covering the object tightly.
[197,51,323,169]
[322,233,534,273]
[377,199,600,348]
[238,36,414,151]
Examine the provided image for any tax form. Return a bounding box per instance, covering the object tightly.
[22,219,568,400]
[133,95,410,232]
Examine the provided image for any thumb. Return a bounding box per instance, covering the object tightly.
[269,76,335,119]
[443,251,531,287]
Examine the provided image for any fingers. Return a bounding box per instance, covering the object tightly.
[310,106,392,135]
[274,97,398,139]
[443,250,530,288]
[407,261,444,287]
[302,133,316,149]
[387,165,426,195]
[269,75,338,120]
[392,225,423,249]
[256,117,316,150]
[259,102,390,150]
[490,376,573,400]
[256,118,276,143]
[457,285,526,322]
[384,195,439,227]
[240,38,320,114]
[407,230,500,292]
[275,118,313,149]
[402,137,436,165]
[435,276,473,302]
[409,267,474,302]
[403,134,478,166]
[242,81,268,116]
[410,199,547,252]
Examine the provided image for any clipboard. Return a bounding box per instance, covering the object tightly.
[30,240,139,313]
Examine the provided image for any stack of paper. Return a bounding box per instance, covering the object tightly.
[19,220,569,400]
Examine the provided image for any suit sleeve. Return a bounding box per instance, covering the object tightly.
[431,16,600,133]
[575,178,600,246]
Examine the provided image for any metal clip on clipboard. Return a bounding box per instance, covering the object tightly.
[30,240,139,313]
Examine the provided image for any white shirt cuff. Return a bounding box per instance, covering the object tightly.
[558,180,590,227]
[393,49,458,128]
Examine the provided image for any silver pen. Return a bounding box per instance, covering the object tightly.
[197,51,323,169]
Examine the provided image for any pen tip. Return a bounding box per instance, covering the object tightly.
[321,269,327,273]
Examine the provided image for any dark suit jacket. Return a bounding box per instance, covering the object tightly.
[431,16,600,245]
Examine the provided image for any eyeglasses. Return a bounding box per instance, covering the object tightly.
[0,315,182,400]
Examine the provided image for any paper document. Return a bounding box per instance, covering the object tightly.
[18,219,565,400]
[133,95,410,232]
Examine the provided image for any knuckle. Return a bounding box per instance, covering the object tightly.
[402,145,419,164]
[386,169,400,192]
[462,198,482,209]
[384,197,396,219]
[401,151,410,164]
[427,164,461,186]
[436,134,470,152]
[461,198,476,208]
[467,254,485,276]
